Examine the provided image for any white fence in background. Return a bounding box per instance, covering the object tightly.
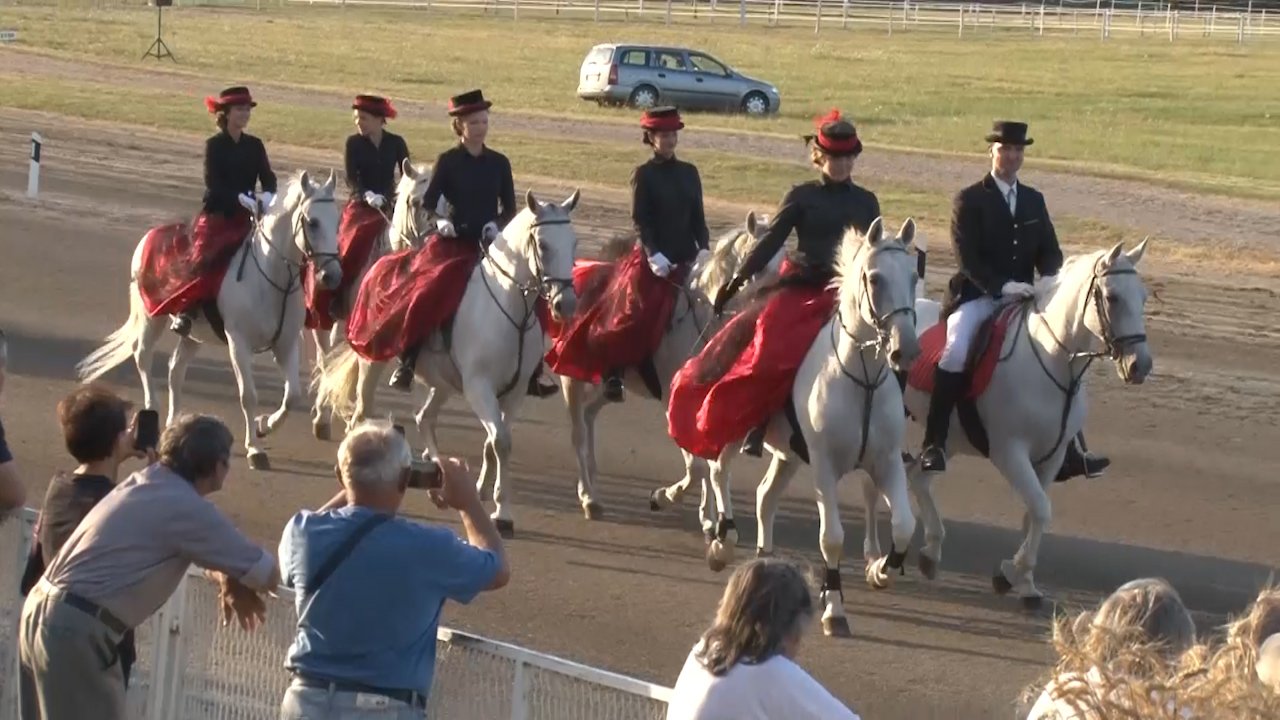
[271,0,1280,41]
[0,508,672,720]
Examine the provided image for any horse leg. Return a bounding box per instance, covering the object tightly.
[696,461,714,543]
[413,386,449,463]
[164,337,200,427]
[257,341,303,438]
[351,359,383,430]
[814,454,851,637]
[705,445,741,573]
[991,450,1053,607]
[133,315,165,411]
[908,461,946,580]
[467,388,514,538]
[648,446,698,513]
[310,328,334,441]
[860,476,885,582]
[565,380,605,520]
[225,336,269,470]
[755,453,799,557]
[864,455,915,591]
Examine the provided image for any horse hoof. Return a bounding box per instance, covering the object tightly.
[992,568,1014,596]
[254,415,271,439]
[312,422,331,442]
[583,501,604,520]
[917,553,939,581]
[1021,594,1046,612]
[706,544,727,573]
[648,489,664,512]
[247,452,270,471]
[865,566,892,591]
[495,519,515,539]
[823,616,852,638]
[703,529,716,546]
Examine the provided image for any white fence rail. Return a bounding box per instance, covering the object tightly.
[271,0,1280,41]
[0,508,672,720]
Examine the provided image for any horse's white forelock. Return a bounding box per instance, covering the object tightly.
[832,224,876,313]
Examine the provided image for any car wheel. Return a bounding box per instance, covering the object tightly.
[629,85,659,109]
[742,91,769,116]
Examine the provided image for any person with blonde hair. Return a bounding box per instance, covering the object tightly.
[1023,577,1196,720]
[666,558,859,720]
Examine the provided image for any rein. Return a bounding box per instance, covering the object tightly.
[374,200,429,252]
[1009,262,1146,466]
[829,243,917,466]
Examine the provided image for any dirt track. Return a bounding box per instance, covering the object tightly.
[2,87,1280,719]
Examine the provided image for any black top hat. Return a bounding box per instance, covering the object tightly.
[204,86,257,114]
[447,89,492,117]
[985,120,1033,146]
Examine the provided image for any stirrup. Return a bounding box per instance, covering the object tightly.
[170,313,192,337]
[919,445,947,472]
[602,376,624,402]
[388,365,414,391]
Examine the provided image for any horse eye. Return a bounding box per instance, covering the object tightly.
[308,218,319,230]
[868,273,882,286]
[1105,293,1119,304]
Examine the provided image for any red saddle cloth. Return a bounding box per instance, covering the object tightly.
[667,260,836,460]
[136,210,252,317]
[907,304,1019,399]
[345,234,557,363]
[545,244,687,384]
[306,199,388,331]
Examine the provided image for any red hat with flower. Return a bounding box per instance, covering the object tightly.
[204,86,256,114]
[804,109,863,157]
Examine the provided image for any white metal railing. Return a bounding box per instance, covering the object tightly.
[0,507,672,720]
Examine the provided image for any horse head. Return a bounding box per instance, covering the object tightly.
[691,210,779,302]
[391,159,434,251]
[1088,238,1153,384]
[834,216,921,373]
[516,188,581,322]
[279,169,341,290]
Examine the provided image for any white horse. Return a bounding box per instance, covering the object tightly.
[561,211,784,530]
[309,159,434,441]
[313,189,582,536]
[77,170,343,469]
[901,239,1153,606]
[696,217,923,637]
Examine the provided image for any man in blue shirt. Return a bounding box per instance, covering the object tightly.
[279,420,510,718]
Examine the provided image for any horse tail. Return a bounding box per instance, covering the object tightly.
[76,281,148,383]
[310,343,362,419]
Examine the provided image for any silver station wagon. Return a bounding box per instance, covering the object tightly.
[577,43,781,116]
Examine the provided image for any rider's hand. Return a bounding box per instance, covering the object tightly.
[648,252,672,278]
[256,192,275,211]
[1000,280,1035,299]
[713,276,743,316]
[481,222,501,243]
[237,193,257,212]
[363,191,386,209]
[435,219,457,238]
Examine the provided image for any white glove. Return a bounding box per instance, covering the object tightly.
[257,191,274,209]
[435,219,456,237]
[237,193,257,212]
[1001,280,1035,299]
[694,248,711,266]
[481,221,501,243]
[648,252,672,278]
[363,191,386,209]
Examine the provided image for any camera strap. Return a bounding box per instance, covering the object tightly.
[298,513,391,628]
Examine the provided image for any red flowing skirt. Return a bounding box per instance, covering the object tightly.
[667,261,837,459]
[306,199,388,330]
[137,210,252,317]
[345,235,480,362]
[545,245,685,383]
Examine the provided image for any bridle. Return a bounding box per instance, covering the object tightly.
[373,194,430,251]
[829,242,918,466]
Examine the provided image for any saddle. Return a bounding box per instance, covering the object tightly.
[908,303,1023,458]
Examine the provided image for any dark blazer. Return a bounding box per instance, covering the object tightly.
[942,173,1063,317]
[630,154,710,265]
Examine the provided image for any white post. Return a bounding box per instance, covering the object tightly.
[510,659,530,720]
[27,132,41,199]
[814,0,823,33]
[146,577,189,720]
[739,0,746,25]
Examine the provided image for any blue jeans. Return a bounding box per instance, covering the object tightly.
[280,682,427,720]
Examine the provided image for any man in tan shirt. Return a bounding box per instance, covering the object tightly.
[18,413,279,720]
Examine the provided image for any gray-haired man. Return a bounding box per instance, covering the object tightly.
[19,413,279,720]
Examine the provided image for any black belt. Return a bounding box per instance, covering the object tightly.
[55,588,129,635]
[292,674,427,710]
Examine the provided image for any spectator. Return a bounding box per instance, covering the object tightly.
[278,420,510,719]
[0,329,29,513]
[18,413,279,720]
[1022,577,1196,720]
[666,558,860,720]
[19,383,156,688]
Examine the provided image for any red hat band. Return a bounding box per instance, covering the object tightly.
[817,132,862,155]
[204,92,254,114]
[641,115,683,132]
[811,108,862,156]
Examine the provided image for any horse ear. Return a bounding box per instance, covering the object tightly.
[898,217,916,249]
[402,158,419,180]
[561,188,581,213]
[1125,236,1150,266]
[298,170,313,197]
[864,216,884,245]
[1105,241,1125,265]
[323,168,336,194]
[525,188,539,214]
[745,210,757,236]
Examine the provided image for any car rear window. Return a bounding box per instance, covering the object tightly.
[585,46,614,65]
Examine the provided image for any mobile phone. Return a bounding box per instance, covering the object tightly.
[134,409,160,451]
[407,458,443,490]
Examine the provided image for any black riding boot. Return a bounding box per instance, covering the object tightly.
[741,424,767,457]
[527,362,559,398]
[920,368,965,473]
[170,311,195,337]
[602,369,624,403]
[1055,431,1112,482]
[389,345,420,392]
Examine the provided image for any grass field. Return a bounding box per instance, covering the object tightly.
[5,5,1280,198]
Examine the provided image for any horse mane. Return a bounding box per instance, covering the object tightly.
[832,222,886,314]
[692,213,773,298]
[1036,247,1134,303]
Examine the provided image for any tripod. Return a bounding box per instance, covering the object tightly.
[142,4,175,62]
